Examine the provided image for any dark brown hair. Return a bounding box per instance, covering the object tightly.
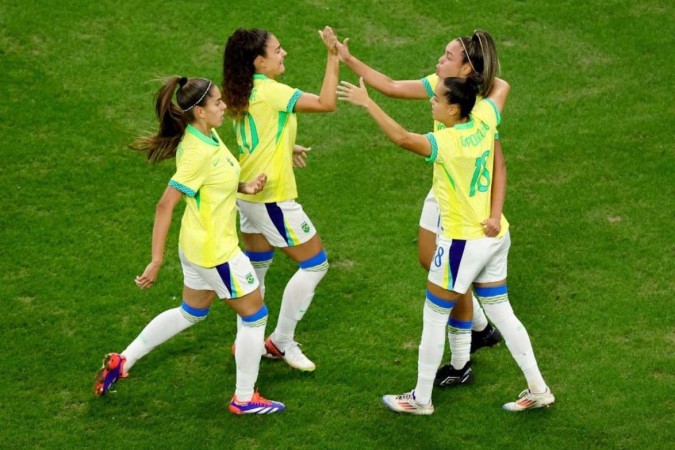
[442,76,481,119]
[222,28,270,119]
[456,30,500,97]
[130,76,213,163]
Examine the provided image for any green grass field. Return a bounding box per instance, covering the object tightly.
[1,0,673,448]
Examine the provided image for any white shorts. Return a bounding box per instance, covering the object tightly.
[427,232,510,294]
[419,188,442,234]
[237,199,317,247]
[179,249,259,299]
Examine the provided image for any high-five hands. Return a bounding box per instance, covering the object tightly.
[337,77,370,108]
[318,26,338,55]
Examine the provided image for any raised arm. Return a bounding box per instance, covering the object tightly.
[135,186,182,289]
[294,26,339,113]
[487,77,510,112]
[337,78,431,157]
[337,38,429,100]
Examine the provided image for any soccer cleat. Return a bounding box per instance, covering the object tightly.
[434,361,474,387]
[94,353,128,396]
[229,391,285,415]
[502,387,555,412]
[381,390,434,415]
[264,337,316,372]
[470,324,502,354]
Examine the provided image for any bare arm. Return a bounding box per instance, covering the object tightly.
[488,77,510,112]
[294,26,339,113]
[337,38,428,99]
[337,78,431,156]
[483,139,506,236]
[135,186,182,289]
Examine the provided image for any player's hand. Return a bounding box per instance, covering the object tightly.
[240,173,267,195]
[336,37,351,62]
[481,217,501,237]
[318,26,338,55]
[135,261,161,289]
[337,77,370,107]
[293,145,311,168]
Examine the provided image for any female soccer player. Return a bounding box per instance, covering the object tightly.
[221,27,338,372]
[336,31,505,386]
[94,76,284,415]
[337,74,554,413]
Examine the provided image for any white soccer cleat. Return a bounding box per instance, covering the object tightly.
[502,387,555,412]
[382,390,434,415]
[265,337,316,372]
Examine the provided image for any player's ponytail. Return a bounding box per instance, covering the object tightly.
[457,30,500,97]
[222,28,269,119]
[130,76,213,163]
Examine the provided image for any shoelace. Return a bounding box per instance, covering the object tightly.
[396,392,415,401]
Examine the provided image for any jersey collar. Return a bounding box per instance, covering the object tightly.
[186,124,219,146]
[453,119,474,130]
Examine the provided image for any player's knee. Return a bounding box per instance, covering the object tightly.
[299,248,329,273]
[241,304,268,327]
[245,250,275,269]
[180,301,210,323]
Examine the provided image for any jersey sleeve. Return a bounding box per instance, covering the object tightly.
[420,73,439,99]
[266,80,304,112]
[168,146,210,197]
[424,132,440,163]
[471,98,501,130]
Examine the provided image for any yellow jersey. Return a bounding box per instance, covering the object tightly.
[234,74,303,202]
[169,125,241,267]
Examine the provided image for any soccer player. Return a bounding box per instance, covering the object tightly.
[94,76,284,415]
[221,27,338,371]
[336,30,505,386]
[337,73,554,413]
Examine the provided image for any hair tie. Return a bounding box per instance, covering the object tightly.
[178,77,188,87]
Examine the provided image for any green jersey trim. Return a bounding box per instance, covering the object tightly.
[424,132,438,163]
[168,179,196,197]
[286,89,303,112]
[421,77,434,98]
[186,124,219,146]
[485,98,501,126]
[454,120,474,130]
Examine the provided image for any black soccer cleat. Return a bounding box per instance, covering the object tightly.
[434,361,474,388]
[470,324,502,354]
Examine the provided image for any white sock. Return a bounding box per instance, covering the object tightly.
[471,294,489,331]
[273,266,327,347]
[122,306,198,371]
[448,317,472,370]
[480,296,547,393]
[415,300,452,405]
[234,306,268,402]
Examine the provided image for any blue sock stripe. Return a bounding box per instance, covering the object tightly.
[426,290,456,309]
[448,318,472,329]
[181,301,209,318]
[245,250,275,262]
[299,249,328,270]
[241,304,268,323]
[474,285,508,297]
